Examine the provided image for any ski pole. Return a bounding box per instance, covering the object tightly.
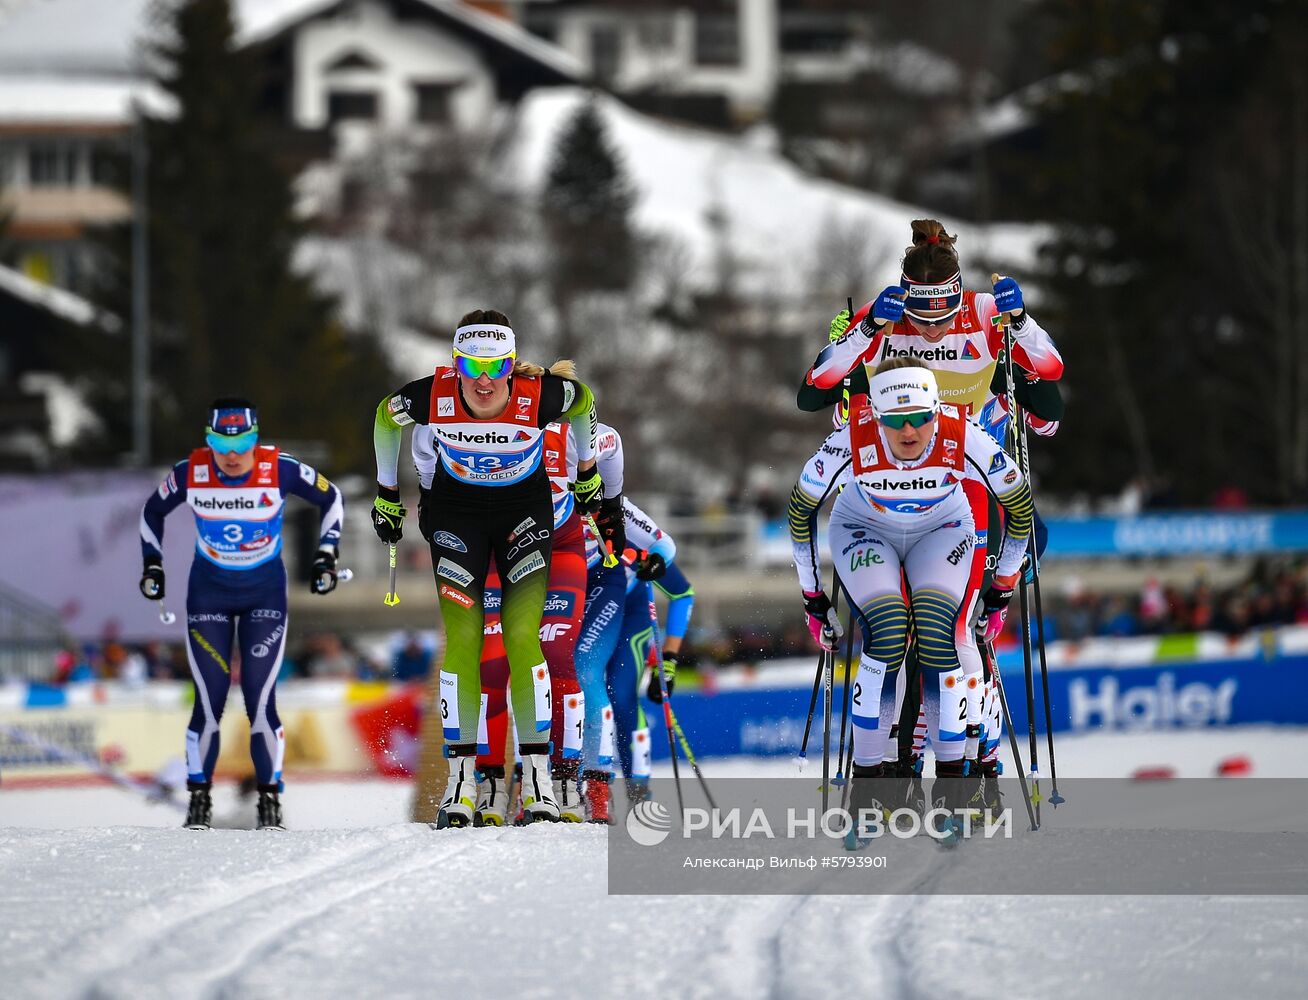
[583,512,620,568]
[383,542,400,607]
[796,565,839,771]
[833,603,854,787]
[993,272,1042,822]
[666,701,717,812]
[643,587,711,813]
[1027,550,1064,806]
[984,642,1038,832]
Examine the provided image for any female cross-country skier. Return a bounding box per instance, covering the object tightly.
[372,309,603,827]
[788,359,1032,844]
[138,398,344,830]
[797,219,1062,799]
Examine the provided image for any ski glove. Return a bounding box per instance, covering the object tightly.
[311,547,338,595]
[869,285,908,327]
[647,654,678,704]
[828,309,852,342]
[978,573,1019,643]
[802,589,843,651]
[372,486,407,544]
[139,556,165,601]
[992,275,1024,315]
[571,469,604,514]
[634,551,667,581]
[596,494,626,555]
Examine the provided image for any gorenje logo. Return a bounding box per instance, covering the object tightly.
[885,344,959,362]
[442,430,511,445]
[193,496,257,510]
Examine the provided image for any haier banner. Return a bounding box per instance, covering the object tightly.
[643,654,1308,760]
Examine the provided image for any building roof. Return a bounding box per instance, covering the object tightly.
[0,263,121,333]
[0,0,584,81]
[0,74,172,128]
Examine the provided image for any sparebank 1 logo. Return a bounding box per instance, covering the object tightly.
[625,799,673,847]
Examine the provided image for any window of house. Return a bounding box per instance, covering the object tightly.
[27,143,78,187]
[637,16,675,51]
[327,91,379,123]
[590,24,621,83]
[694,13,740,67]
[412,82,455,125]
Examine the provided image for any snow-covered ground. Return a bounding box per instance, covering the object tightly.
[3,728,1306,999]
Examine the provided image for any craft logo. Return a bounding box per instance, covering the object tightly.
[946,537,972,565]
[960,339,981,361]
[437,398,455,417]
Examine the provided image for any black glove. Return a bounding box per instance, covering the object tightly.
[311,547,338,595]
[371,485,407,544]
[646,655,678,704]
[634,551,667,581]
[570,468,604,514]
[417,486,435,543]
[139,556,165,601]
[981,573,1019,616]
[596,494,626,555]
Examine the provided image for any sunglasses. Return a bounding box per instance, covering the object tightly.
[206,429,258,455]
[877,409,936,430]
[905,310,959,328]
[454,353,514,380]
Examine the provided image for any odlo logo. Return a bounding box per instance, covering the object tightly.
[626,800,673,846]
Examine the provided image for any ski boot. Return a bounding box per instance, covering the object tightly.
[930,759,971,848]
[624,778,651,807]
[256,785,285,831]
[437,754,477,829]
[978,757,1004,820]
[474,765,510,827]
[517,753,559,823]
[184,781,213,830]
[844,763,896,851]
[583,769,614,825]
[553,762,585,823]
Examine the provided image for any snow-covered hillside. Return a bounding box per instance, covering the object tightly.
[507,88,1045,299]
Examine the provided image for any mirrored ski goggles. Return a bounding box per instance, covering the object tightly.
[206,428,259,454]
[453,352,514,380]
[904,305,962,328]
[877,409,937,430]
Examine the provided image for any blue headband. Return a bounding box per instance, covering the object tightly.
[902,271,963,318]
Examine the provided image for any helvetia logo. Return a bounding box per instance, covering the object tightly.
[625,799,673,847]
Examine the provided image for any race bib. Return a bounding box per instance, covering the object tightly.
[440,671,459,741]
[530,662,551,733]
[562,692,584,760]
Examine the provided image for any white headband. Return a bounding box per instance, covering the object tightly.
[868,367,939,414]
[453,323,516,359]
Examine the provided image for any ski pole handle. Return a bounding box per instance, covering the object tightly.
[583,513,619,568]
[383,543,400,607]
[990,272,1011,330]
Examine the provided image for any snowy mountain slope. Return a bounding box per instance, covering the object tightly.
[506,88,1045,300]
